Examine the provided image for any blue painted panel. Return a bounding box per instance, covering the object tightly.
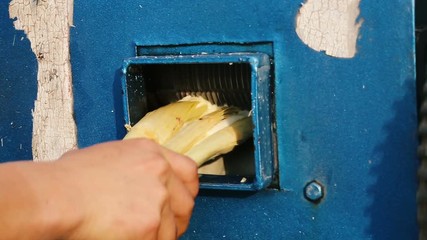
[0,1,36,161]
[70,0,418,238]
[0,0,416,238]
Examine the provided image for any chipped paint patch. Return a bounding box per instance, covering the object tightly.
[9,0,77,161]
[296,0,363,58]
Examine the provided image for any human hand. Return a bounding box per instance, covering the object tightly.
[53,139,199,239]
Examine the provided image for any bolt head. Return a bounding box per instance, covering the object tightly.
[304,181,324,203]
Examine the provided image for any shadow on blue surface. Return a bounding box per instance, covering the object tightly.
[0,1,36,161]
[365,80,419,239]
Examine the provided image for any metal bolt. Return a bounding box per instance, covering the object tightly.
[304,180,324,203]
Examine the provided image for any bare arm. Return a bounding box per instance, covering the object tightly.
[0,139,199,240]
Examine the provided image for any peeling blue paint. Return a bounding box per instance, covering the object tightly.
[0,0,419,238]
[0,1,36,161]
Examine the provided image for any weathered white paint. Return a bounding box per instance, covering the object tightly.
[9,0,77,161]
[296,0,363,58]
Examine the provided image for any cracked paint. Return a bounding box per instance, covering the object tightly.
[9,0,77,161]
[296,0,363,58]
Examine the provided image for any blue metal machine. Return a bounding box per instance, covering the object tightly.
[1,0,424,238]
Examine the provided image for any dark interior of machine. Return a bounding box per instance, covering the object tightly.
[125,63,256,180]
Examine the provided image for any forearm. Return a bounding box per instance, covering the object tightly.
[0,161,78,240]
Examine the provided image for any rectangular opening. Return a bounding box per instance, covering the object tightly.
[126,63,252,122]
[125,63,256,181]
[123,52,274,190]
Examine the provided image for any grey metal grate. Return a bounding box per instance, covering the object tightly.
[141,63,252,112]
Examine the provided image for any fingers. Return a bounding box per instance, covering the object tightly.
[113,139,198,236]
[58,139,198,238]
[144,142,197,237]
[165,172,195,236]
[157,203,177,240]
[160,146,199,197]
